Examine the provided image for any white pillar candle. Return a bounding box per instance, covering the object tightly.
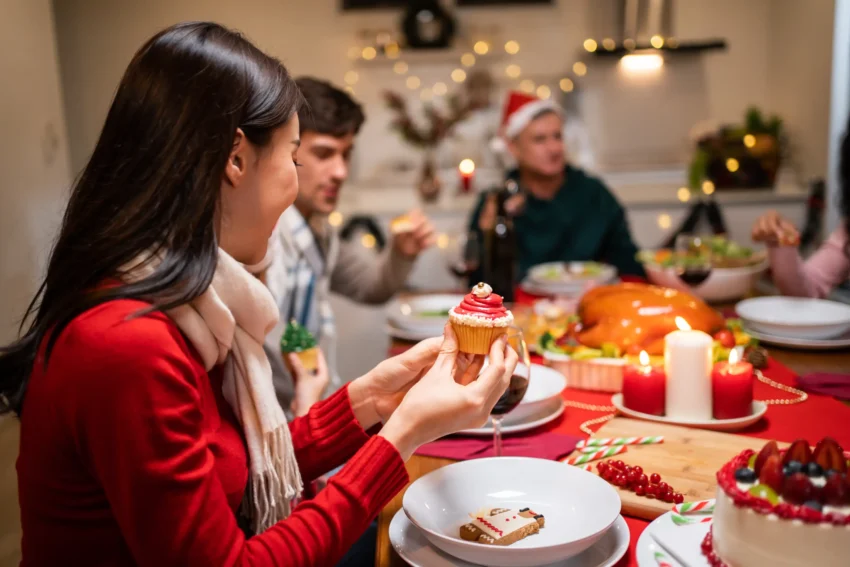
[664,318,713,420]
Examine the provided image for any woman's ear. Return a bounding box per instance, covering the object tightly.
[224,128,248,187]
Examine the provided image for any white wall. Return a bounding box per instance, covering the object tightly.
[54,0,784,178]
[767,0,835,184]
[0,1,71,563]
[0,1,71,342]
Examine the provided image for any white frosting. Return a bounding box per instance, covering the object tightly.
[472,283,493,298]
[449,307,514,327]
[713,486,850,567]
[470,509,536,540]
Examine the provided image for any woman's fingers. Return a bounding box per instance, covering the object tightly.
[457,354,485,386]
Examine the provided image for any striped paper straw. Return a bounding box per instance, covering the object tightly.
[671,512,713,526]
[576,436,664,449]
[654,551,674,567]
[564,445,627,465]
[673,499,715,516]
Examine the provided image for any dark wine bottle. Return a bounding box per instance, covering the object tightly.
[482,180,519,302]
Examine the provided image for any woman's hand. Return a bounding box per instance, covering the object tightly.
[378,326,518,460]
[287,350,330,418]
[752,210,800,246]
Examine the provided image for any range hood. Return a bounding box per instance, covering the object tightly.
[587,0,726,57]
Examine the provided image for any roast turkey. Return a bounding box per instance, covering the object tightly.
[577,283,725,355]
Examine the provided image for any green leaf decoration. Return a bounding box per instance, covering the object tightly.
[281,320,317,353]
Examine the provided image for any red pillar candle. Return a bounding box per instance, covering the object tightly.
[711,349,754,419]
[622,351,666,416]
[458,159,475,194]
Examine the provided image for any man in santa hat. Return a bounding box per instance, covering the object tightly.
[467,91,645,283]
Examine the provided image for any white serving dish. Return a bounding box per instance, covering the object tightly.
[402,457,621,567]
[458,399,566,436]
[526,262,618,296]
[501,362,567,424]
[390,509,631,567]
[643,260,768,303]
[736,296,850,340]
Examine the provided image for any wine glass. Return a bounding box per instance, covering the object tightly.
[673,234,713,287]
[490,327,531,457]
[444,231,481,286]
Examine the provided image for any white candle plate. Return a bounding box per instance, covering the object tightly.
[610,395,767,432]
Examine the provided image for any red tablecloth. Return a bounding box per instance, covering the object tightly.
[534,357,850,566]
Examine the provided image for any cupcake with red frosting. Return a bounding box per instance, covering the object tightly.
[450,282,514,355]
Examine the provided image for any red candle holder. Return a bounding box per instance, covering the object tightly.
[622,352,666,416]
[712,350,754,419]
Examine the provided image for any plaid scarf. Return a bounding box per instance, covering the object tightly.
[265,208,341,393]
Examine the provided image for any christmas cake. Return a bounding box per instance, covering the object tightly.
[704,438,850,567]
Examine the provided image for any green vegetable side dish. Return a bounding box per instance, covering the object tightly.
[416,309,451,318]
[539,262,604,281]
[281,320,317,353]
[635,236,759,269]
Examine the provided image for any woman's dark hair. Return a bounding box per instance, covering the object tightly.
[296,77,365,137]
[0,22,302,415]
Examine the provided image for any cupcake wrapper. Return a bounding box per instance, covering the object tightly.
[451,321,508,355]
[284,347,320,374]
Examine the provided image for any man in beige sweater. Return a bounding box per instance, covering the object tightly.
[264,78,434,417]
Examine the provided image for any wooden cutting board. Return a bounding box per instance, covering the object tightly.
[584,417,785,520]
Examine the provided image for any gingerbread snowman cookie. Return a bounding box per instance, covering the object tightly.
[459,507,545,546]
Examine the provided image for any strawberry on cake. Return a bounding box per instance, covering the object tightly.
[704,437,850,567]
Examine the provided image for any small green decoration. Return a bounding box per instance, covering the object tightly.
[281,320,317,353]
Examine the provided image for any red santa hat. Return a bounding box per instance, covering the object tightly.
[490,91,563,154]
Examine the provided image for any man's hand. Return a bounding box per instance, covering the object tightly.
[392,209,435,258]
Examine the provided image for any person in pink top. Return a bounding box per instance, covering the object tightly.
[752,129,850,298]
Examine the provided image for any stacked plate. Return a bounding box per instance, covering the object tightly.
[736,296,850,350]
[520,262,617,298]
[386,294,465,342]
[393,458,630,567]
[459,363,567,436]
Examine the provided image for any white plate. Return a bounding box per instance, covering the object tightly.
[500,363,567,424]
[745,326,850,350]
[387,294,465,334]
[402,457,622,567]
[737,296,850,340]
[636,511,710,567]
[390,509,630,567]
[458,400,566,436]
[611,394,767,432]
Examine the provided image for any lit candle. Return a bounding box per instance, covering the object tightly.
[622,351,666,416]
[664,317,713,420]
[711,348,754,419]
[459,158,475,193]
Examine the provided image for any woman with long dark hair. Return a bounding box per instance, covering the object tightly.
[3,22,516,566]
[752,124,850,297]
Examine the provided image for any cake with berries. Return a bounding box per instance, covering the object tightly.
[704,438,850,567]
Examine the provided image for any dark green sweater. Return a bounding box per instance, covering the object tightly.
[468,166,646,282]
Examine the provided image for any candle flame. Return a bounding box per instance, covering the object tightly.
[639,350,650,366]
[728,348,740,365]
[675,316,691,331]
[459,159,475,175]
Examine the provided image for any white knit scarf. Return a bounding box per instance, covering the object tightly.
[124,249,303,533]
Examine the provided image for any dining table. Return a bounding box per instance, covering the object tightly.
[375,293,850,567]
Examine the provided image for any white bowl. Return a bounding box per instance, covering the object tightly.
[526,262,618,295]
[386,294,464,334]
[643,260,768,303]
[402,458,621,567]
[736,296,850,339]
